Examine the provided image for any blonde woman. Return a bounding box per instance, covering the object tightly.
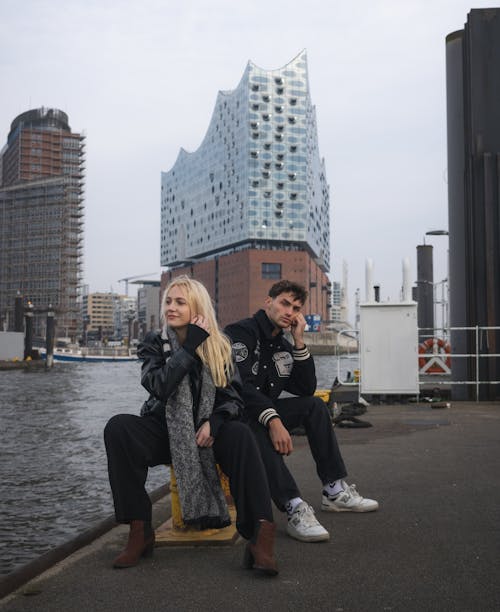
[104,276,277,575]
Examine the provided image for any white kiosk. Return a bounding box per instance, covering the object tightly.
[359,259,419,396]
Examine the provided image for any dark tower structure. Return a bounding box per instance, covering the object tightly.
[416,244,434,342]
[446,9,500,400]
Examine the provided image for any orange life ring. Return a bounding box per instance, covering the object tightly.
[418,338,451,373]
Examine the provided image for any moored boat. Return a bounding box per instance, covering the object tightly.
[39,346,138,363]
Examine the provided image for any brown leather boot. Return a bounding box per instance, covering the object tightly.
[243,520,278,576]
[113,520,155,569]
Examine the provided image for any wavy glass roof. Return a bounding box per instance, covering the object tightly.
[161,51,330,270]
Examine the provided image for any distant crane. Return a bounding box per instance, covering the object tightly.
[118,273,158,296]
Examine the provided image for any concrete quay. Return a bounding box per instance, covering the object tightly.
[1,401,499,611]
[303,330,357,355]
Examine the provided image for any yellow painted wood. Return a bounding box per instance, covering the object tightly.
[156,465,238,546]
[314,389,331,403]
[155,505,239,546]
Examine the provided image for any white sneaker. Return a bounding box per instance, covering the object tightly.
[286,501,330,542]
[321,481,379,513]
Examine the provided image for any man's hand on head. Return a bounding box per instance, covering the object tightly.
[290,312,306,349]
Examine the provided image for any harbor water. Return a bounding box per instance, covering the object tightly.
[0,354,356,576]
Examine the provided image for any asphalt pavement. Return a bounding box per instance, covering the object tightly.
[1,401,499,612]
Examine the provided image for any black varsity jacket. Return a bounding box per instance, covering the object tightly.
[224,309,316,426]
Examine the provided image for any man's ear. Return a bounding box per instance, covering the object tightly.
[264,296,272,307]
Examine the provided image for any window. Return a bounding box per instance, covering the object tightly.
[262,263,282,279]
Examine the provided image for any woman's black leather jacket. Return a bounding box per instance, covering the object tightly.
[137,331,244,436]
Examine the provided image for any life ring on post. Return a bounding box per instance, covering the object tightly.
[418,338,451,374]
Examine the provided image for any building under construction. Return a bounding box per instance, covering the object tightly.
[0,108,85,338]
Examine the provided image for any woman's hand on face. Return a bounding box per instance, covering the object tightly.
[195,421,214,448]
[191,314,210,333]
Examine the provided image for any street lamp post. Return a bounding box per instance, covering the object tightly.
[425,230,449,338]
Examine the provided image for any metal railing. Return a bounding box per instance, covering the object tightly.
[335,326,500,401]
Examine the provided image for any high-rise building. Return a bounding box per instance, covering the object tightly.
[446,9,500,399]
[82,292,115,338]
[161,51,332,327]
[331,281,342,323]
[0,108,85,338]
[137,282,161,338]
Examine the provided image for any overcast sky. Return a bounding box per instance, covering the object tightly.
[1,0,496,319]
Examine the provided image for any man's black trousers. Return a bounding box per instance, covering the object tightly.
[248,396,348,511]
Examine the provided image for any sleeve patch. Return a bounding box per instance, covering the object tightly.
[233,342,249,362]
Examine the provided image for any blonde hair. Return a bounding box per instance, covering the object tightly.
[161,276,233,387]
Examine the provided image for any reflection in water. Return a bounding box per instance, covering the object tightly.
[0,354,351,575]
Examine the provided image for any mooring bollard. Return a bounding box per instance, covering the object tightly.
[45,306,55,369]
[155,465,238,546]
[23,303,34,360]
[14,293,24,333]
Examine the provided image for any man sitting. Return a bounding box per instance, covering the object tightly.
[225,280,378,542]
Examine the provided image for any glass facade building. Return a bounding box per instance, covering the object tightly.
[161,51,330,272]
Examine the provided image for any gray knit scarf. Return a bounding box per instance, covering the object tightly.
[163,327,230,529]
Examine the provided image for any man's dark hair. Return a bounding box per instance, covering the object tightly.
[268,280,308,305]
